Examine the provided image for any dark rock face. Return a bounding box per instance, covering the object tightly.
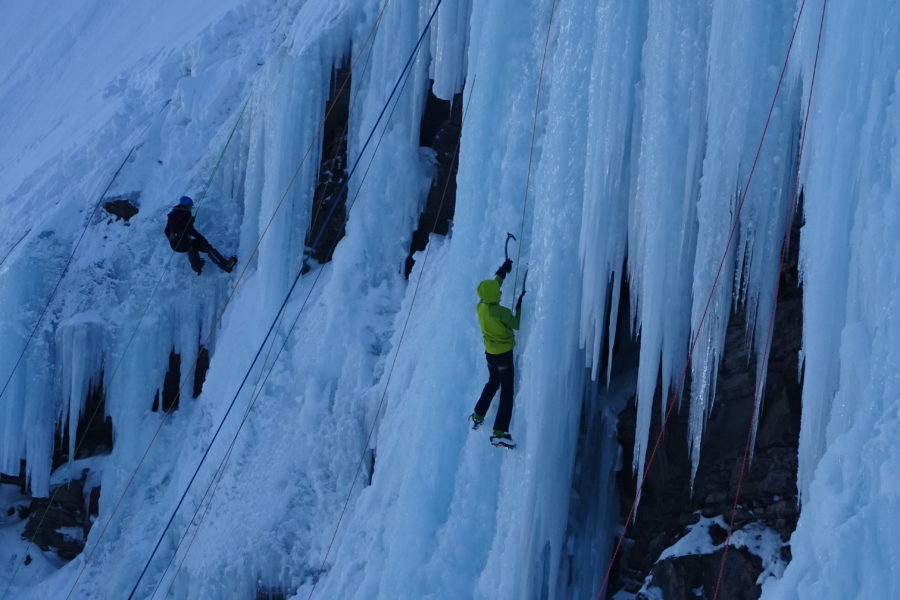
[102,192,140,222]
[193,345,210,398]
[608,213,803,597]
[1,460,27,494]
[641,549,762,600]
[152,348,182,412]
[28,375,109,562]
[53,377,113,470]
[256,585,287,600]
[22,471,100,561]
[152,345,210,410]
[405,82,463,278]
[306,60,350,265]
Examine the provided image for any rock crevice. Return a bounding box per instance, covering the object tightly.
[608,211,803,598]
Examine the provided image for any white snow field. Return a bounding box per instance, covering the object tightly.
[0,0,896,599]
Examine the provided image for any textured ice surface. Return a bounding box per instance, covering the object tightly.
[0,0,897,598]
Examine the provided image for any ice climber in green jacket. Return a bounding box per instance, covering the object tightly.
[470,258,524,449]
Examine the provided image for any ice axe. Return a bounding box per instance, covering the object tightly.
[515,268,528,312]
[504,232,516,262]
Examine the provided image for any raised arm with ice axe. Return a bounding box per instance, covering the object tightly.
[469,233,527,449]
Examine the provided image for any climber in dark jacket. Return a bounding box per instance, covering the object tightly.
[470,258,524,449]
[164,196,236,275]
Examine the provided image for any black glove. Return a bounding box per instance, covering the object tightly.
[496,259,513,278]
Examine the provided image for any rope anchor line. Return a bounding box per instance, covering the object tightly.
[149,6,394,597]
[54,2,396,597]
[0,103,170,600]
[512,0,559,302]
[124,2,444,598]
[594,2,827,599]
[712,1,827,597]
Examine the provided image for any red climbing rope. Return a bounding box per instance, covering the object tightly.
[712,2,828,597]
[593,1,809,598]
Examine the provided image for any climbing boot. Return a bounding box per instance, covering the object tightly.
[222,256,238,273]
[470,413,485,431]
[490,430,516,449]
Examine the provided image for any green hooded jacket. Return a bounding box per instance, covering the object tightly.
[476,276,521,354]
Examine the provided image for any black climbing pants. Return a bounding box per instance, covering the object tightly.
[185,235,230,273]
[474,350,515,433]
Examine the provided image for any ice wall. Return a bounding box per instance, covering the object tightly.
[307,1,595,597]
[293,0,809,594]
[689,0,800,475]
[762,1,900,598]
[0,0,897,598]
[0,0,354,595]
[576,0,801,492]
[0,0,274,497]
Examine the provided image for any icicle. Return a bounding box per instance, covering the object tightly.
[430,0,471,100]
[628,0,708,486]
[765,1,900,596]
[688,0,800,482]
[58,317,105,464]
[253,55,325,316]
[578,0,645,384]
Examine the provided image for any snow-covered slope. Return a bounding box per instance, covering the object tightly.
[0,0,897,599]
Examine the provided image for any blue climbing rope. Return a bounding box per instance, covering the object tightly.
[126,3,443,597]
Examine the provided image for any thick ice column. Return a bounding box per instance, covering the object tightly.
[336,0,432,278]
[578,0,646,384]
[430,0,471,100]
[57,318,105,464]
[687,0,798,481]
[763,2,900,597]
[0,239,71,496]
[478,0,600,596]
[298,0,596,597]
[792,5,862,504]
[628,0,709,483]
[250,55,324,316]
[0,260,36,480]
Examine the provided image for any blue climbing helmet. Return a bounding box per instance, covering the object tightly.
[178,196,193,206]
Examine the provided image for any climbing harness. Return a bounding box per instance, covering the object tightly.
[594,2,816,598]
